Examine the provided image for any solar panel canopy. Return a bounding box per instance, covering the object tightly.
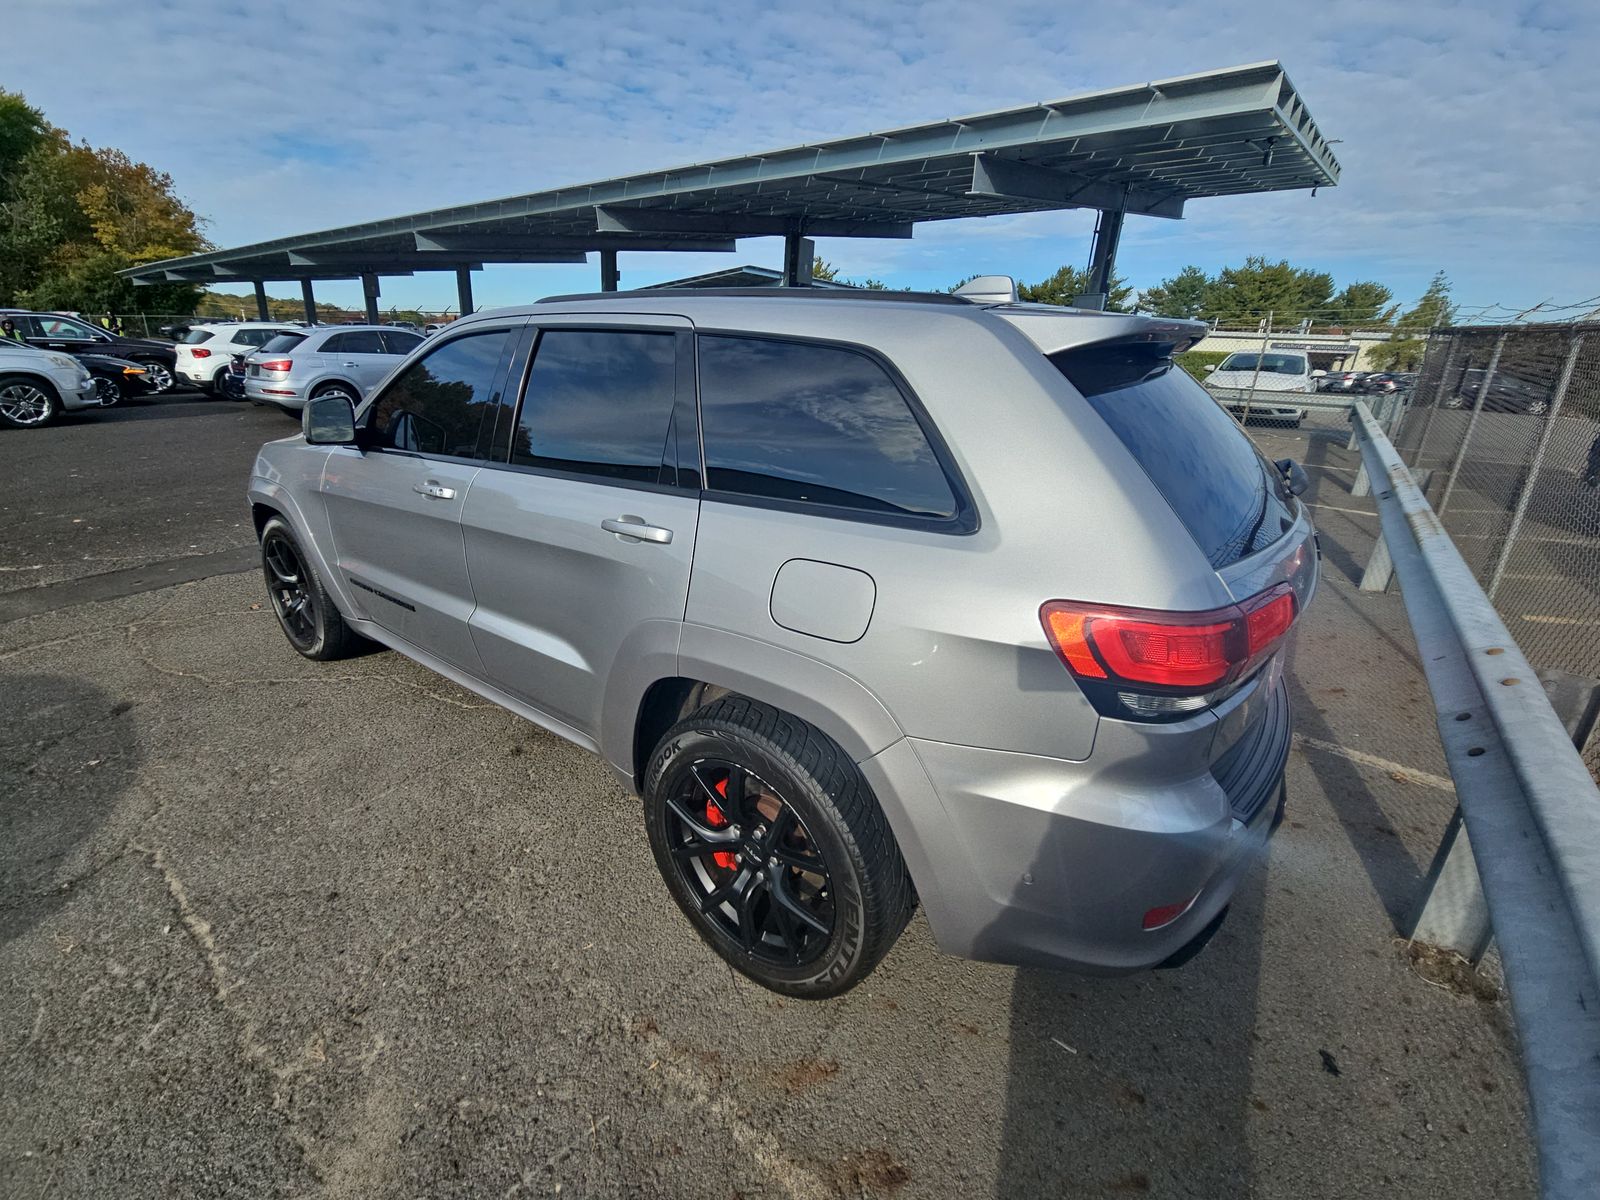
[125,60,1339,284]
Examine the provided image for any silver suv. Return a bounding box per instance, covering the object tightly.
[248,287,1316,998]
[243,324,425,413]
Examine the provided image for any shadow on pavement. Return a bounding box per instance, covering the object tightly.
[996,870,1268,1196]
[0,673,141,944]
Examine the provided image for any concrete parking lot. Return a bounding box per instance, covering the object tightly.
[1,393,1535,1198]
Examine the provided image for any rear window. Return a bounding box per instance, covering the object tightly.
[259,334,306,354]
[1052,344,1295,569]
[181,329,216,344]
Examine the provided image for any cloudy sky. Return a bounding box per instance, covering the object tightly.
[4,0,1594,317]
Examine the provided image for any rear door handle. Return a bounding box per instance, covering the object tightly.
[413,481,456,500]
[601,515,673,544]
[343,361,358,367]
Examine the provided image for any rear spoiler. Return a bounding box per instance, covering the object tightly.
[995,308,1208,358]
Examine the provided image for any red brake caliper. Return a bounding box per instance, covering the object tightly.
[705,778,739,871]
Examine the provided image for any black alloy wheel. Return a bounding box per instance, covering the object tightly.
[262,525,317,652]
[661,757,836,967]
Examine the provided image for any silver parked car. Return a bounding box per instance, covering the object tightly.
[248,286,1317,997]
[243,324,425,412]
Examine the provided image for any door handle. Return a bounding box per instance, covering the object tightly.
[343,361,357,367]
[413,481,457,500]
[601,515,673,544]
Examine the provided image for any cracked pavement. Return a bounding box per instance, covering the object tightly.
[0,398,1534,1197]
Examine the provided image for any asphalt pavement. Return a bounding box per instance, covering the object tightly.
[0,394,1535,1198]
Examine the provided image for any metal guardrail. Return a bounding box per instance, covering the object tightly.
[1348,401,1600,1198]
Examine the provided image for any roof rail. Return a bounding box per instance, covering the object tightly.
[536,287,971,306]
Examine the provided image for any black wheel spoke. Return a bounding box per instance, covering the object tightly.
[733,874,765,952]
[664,794,738,847]
[769,870,830,935]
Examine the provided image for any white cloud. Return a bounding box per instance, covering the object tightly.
[4,0,1594,312]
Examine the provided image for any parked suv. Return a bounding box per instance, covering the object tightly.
[249,288,1316,997]
[243,324,424,412]
[0,338,100,428]
[175,322,303,393]
[0,309,177,393]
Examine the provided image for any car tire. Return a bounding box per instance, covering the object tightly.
[0,374,62,429]
[642,695,915,999]
[259,516,363,661]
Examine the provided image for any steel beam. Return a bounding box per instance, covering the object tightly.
[415,233,735,255]
[253,280,269,321]
[1083,205,1126,310]
[301,280,318,325]
[968,153,1185,219]
[599,250,619,292]
[362,273,380,325]
[288,250,577,268]
[456,266,474,316]
[595,207,912,240]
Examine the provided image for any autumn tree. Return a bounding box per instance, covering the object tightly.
[0,88,207,313]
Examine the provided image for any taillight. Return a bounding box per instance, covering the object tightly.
[1040,584,1297,721]
[259,359,292,372]
[191,348,211,358]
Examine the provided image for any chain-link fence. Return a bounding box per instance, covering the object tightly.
[1390,323,1600,776]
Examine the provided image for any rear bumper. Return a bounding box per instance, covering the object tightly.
[244,378,304,409]
[861,671,1292,974]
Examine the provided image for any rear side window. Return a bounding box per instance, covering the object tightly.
[231,328,291,348]
[510,329,677,483]
[367,329,514,458]
[259,334,305,354]
[1052,344,1295,568]
[697,335,956,520]
[181,329,216,344]
[381,330,423,355]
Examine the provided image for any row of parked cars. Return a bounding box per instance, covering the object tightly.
[0,308,440,429]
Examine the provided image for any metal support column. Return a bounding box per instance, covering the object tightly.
[1078,204,1125,311]
[456,266,474,315]
[599,250,619,293]
[253,280,269,321]
[361,273,381,325]
[300,279,318,325]
[782,233,814,287]
[1437,332,1507,516]
[1487,335,1585,600]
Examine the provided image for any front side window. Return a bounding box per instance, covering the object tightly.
[36,316,100,339]
[510,329,677,483]
[366,328,514,458]
[697,335,957,520]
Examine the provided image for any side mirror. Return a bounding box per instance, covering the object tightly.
[1203,363,1218,373]
[1274,457,1310,498]
[304,394,358,445]
[1310,369,1327,378]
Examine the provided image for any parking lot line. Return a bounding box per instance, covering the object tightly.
[1292,734,1455,792]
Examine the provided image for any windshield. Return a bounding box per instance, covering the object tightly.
[1052,344,1297,568]
[1217,352,1307,375]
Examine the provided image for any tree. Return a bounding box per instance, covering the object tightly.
[811,257,888,289]
[1323,281,1396,328]
[1138,265,1209,318]
[0,89,207,313]
[1396,271,1456,334]
[1017,264,1133,311]
[1198,256,1333,325]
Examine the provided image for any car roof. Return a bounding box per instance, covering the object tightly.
[451,290,1207,357]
